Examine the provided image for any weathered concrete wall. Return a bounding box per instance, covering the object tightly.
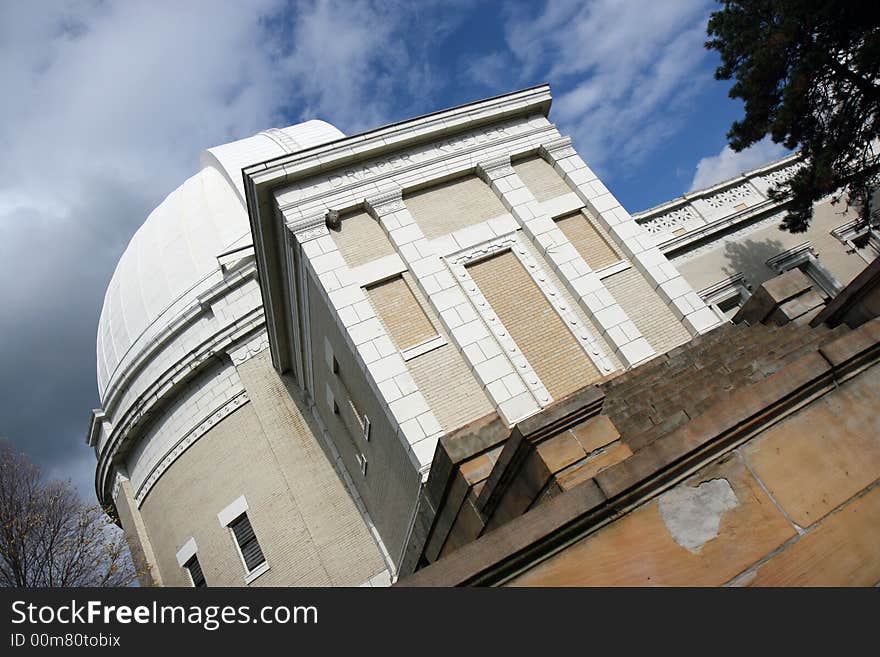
[508,362,880,586]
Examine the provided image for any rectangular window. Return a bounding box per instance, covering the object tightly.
[356,453,368,476]
[185,555,206,587]
[229,513,266,573]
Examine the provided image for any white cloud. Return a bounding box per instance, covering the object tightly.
[0,0,434,497]
[689,138,789,191]
[467,52,513,89]
[500,0,714,173]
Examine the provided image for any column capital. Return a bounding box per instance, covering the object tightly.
[476,154,514,183]
[539,136,576,160]
[365,187,405,218]
[284,208,329,242]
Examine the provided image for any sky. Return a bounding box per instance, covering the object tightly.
[0,0,790,503]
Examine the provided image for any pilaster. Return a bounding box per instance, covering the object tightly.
[365,189,544,425]
[539,137,723,336]
[476,155,655,366]
[284,209,444,473]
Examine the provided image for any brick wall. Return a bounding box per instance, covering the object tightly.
[405,175,508,240]
[331,209,396,268]
[402,272,495,433]
[517,236,621,372]
[307,275,422,564]
[467,250,601,401]
[604,267,692,355]
[509,361,880,586]
[556,210,621,271]
[139,389,383,587]
[367,276,437,350]
[513,154,572,202]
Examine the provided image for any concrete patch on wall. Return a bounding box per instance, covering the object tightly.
[658,478,738,552]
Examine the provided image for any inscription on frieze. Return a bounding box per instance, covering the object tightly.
[282,120,535,205]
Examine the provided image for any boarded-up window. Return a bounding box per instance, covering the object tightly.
[366,275,437,351]
[405,175,507,240]
[330,209,396,268]
[604,267,691,355]
[556,211,621,271]
[467,251,601,400]
[513,154,572,202]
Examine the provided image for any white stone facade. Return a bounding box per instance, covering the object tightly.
[92,85,737,585]
[245,85,722,568]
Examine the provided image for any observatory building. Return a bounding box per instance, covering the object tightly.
[88,86,879,586]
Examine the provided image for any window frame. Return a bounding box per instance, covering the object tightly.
[184,554,207,588]
[217,496,270,584]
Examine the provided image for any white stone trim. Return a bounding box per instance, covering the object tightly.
[94,261,266,503]
[832,218,880,264]
[227,332,270,365]
[446,234,550,410]
[475,154,655,367]
[291,206,446,473]
[766,241,843,297]
[537,140,722,338]
[350,253,407,287]
[176,537,198,568]
[217,494,249,527]
[401,335,447,361]
[595,259,631,279]
[244,561,271,585]
[539,192,583,219]
[111,470,127,504]
[364,192,540,426]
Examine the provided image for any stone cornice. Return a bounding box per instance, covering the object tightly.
[538,136,576,159]
[100,259,258,419]
[286,209,329,242]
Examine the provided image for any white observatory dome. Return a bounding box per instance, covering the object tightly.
[95,120,344,401]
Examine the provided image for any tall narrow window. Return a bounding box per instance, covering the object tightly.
[229,513,266,573]
[185,555,207,587]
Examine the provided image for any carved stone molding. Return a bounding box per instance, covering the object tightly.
[134,390,250,506]
[286,210,329,242]
[638,205,700,235]
[539,136,576,160]
[476,155,514,183]
[365,187,405,217]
